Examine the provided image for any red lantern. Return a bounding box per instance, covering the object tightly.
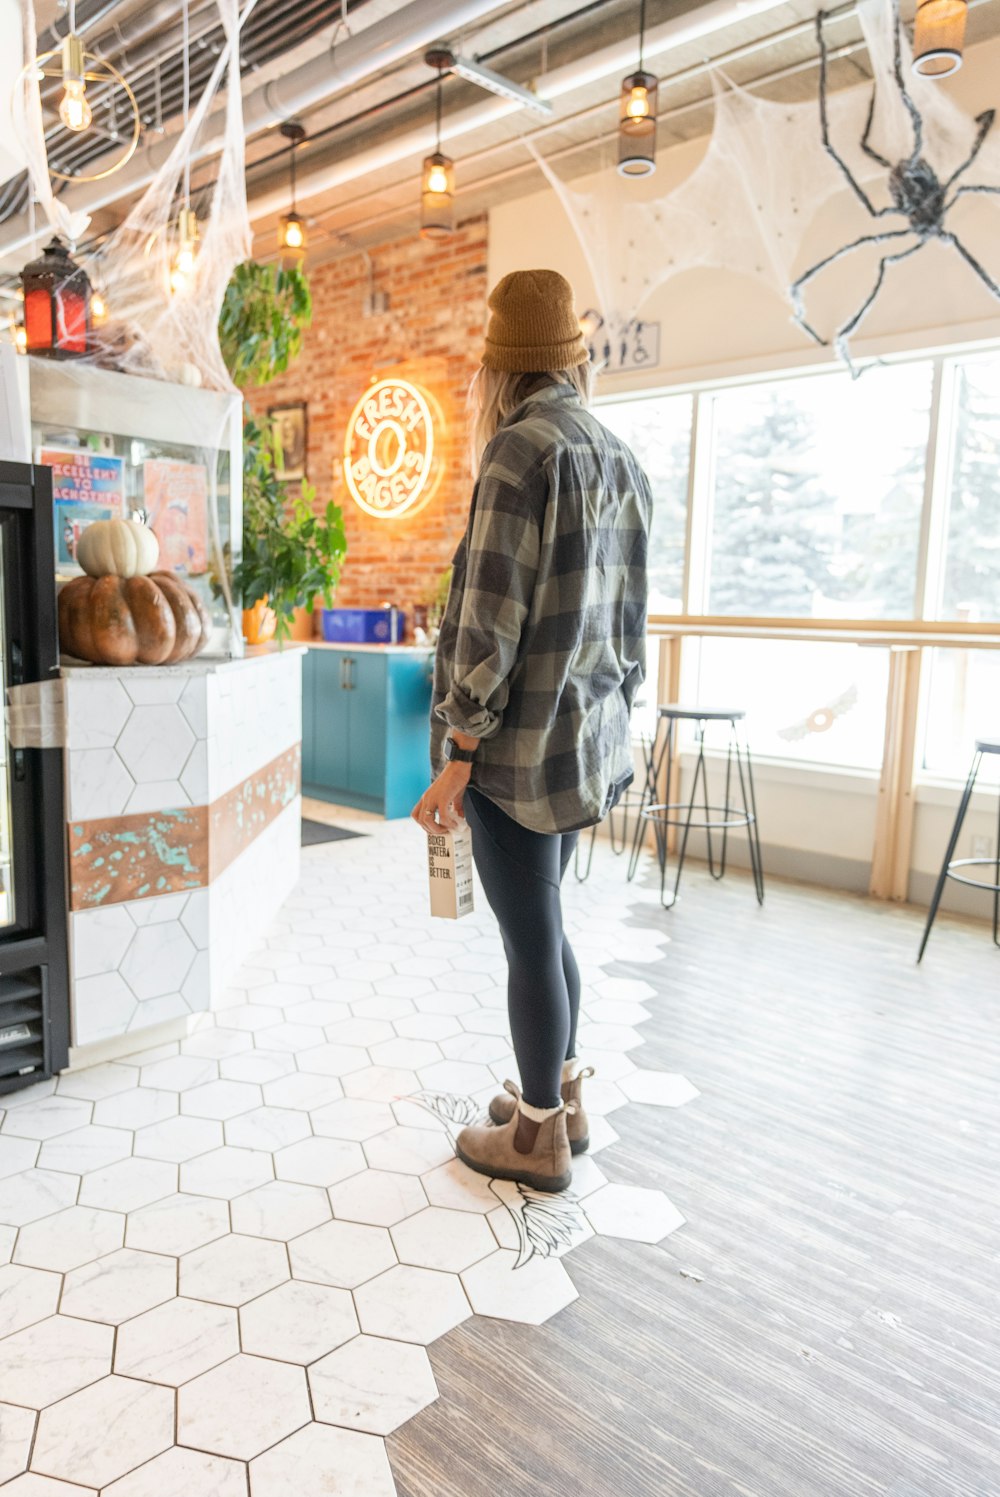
[20,238,92,358]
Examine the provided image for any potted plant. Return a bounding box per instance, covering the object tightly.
[218,261,347,643]
[236,414,346,643]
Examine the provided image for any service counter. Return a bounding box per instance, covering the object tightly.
[61,646,303,1062]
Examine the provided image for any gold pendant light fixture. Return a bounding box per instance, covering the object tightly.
[912,0,969,77]
[278,121,307,254]
[18,0,140,181]
[421,50,456,241]
[618,0,658,177]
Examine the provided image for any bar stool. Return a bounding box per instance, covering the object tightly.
[917,738,1000,961]
[628,706,765,910]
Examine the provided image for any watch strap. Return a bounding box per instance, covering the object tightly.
[445,738,477,763]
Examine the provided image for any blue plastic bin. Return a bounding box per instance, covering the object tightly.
[321,607,405,644]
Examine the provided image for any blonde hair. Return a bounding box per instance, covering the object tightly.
[468,363,594,473]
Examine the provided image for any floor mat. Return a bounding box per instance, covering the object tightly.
[301,818,366,846]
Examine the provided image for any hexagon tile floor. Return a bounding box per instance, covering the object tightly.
[0,816,695,1493]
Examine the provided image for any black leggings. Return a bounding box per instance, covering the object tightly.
[463,786,581,1110]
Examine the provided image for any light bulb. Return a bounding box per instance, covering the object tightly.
[59,78,92,132]
[427,164,449,194]
[175,242,196,276]
[91,292,106,321]
[14,325,26,353]
[280,213,305,250]
[626,85,650,120]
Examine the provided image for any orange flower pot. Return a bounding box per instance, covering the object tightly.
[243,596,277,645]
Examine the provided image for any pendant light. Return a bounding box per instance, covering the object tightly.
[18,0,140,180]
[170,1,198,295]
[59,23,92,133]
[912,0,968,77]
[278,121,307,254]
[618,0,658,177]
[421,50,455,241]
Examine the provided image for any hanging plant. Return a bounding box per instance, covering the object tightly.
[218,263,347,643]
[218,260,313,389]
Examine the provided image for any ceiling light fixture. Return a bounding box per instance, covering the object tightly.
[59,31,92,132]
[279,120,307,254]
[421,50,456,242]
[18,0,140,181]
[912,0,968,77]
[618,0,658,177]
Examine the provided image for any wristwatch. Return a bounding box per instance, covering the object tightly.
[444,737,477,764]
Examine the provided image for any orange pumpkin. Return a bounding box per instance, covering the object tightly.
[58,571,211,666]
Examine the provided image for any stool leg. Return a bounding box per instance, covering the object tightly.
[574,822,599,884]
[627,729,659,881]
[653,720,673,890]
[993,778,1000,949]
[734,730,765,905]
[673,725,709,903]
[609,796,626,856]
[712,723,735,881]
[917,751,981,962]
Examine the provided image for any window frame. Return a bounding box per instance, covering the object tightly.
[593,338,1000,786]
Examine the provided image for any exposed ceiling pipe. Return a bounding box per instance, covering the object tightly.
[293,7,865,247]
[246,0,795,222]
[0,0,514,259]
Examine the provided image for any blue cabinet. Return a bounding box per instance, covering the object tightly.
[301,646,433,818]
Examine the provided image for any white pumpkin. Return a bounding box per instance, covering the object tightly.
[76,518,159,579]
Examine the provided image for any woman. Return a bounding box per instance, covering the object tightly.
[412,268,651,1193]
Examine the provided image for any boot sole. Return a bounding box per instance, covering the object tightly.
[455,1141,573,1194]
[488,1101,589,1156]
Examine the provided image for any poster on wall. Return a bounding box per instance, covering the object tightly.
[143,458,209,575]
[40,447,125,570]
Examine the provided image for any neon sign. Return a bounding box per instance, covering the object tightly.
[343,378,441,520]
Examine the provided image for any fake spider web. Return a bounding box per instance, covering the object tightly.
[14,0,256,393]
[529,0,1000,349]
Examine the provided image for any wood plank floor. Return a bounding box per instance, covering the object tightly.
[388,866,1000,1497]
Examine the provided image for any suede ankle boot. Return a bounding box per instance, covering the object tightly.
[488,1066,593,1155]
[456,1085,574,1193]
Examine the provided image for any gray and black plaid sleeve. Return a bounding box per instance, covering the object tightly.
[433,445,545,741]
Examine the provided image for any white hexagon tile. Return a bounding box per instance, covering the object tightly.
[0,817,695,1491]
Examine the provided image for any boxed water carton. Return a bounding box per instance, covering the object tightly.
[427,825,475,920]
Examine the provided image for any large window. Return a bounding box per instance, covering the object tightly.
[938,354,1000,623]
[705,364,932,618]
[599,347,1000,780]
[598,393,692,614]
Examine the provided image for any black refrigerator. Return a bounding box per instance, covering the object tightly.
[0,458,69,1091]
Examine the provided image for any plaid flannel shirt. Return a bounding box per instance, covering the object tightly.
[431,383,651,834]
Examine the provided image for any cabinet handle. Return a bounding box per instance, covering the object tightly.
[339,657,346,690]
[346,657,355,691]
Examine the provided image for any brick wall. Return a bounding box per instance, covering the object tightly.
[247,216,488,628]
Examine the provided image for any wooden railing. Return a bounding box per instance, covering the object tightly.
[645,615,1000,901]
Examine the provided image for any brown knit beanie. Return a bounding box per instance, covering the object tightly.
[481,269,588,372]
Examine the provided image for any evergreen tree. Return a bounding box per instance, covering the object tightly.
[836,446,925,618]
[710,393,835,615]
[942,366,1000,621]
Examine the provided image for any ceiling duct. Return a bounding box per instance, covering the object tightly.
[0,0,515,258]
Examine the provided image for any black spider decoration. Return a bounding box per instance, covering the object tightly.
[790,0,1000,371]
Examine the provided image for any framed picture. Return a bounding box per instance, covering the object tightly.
[143,458,210,575]
[269,402,307,481]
